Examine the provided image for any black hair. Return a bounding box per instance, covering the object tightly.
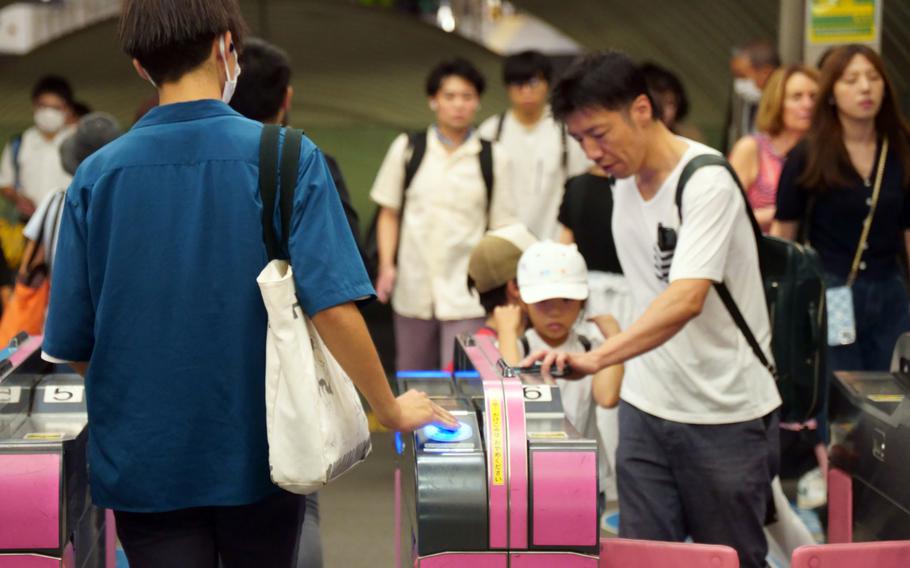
[426,57,486,97]
[640,62,690,123]
[503,50,553,85]
[479,285,508,315]
[72,101,92,118]
[736,39,781,69]
[551,51,655,121]
[119,0,248,86]
[230,37,292,122]
[31,75,73,105]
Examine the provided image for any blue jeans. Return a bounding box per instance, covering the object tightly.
[616,401,779,568]
[822,271,910,440]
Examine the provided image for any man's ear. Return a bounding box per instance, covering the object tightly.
[629,93,655,126]
[132,59,155,85]
[284,86,294,112]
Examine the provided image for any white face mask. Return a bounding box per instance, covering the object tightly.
[733,77,763,104]
[34,107,66,134]
[219,36,241,104]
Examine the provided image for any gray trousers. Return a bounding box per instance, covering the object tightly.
[295,493,321,568]
[616,401,779,568]
[393,313,485,371]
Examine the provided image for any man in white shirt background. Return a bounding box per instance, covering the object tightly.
[0,75,77,220]
[371,58,516,371]
[524,51,781,568]
[478,50,589,240]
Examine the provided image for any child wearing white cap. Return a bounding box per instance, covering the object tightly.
[516,241,625,438]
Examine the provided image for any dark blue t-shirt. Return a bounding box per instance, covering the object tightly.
[43,100,374,512]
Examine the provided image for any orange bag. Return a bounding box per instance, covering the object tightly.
[0,236,50,345]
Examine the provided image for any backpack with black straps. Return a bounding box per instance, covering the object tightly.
[675,154,826,423]
[363,131,494,279]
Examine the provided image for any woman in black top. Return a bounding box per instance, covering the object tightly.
[772,45,910,409]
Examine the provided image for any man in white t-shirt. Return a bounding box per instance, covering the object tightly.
[0,76,77,220]
[524,52,782,568]
[478,51,589,240]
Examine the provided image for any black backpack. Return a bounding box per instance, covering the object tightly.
[363,131,494,279]
[675,154,826,423]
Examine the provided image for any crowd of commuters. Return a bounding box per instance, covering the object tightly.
[2,0,909,565]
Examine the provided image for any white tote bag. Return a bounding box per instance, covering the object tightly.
[256,126,371,495]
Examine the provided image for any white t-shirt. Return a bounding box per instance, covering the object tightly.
[520,328,603,441]
[370,128,517,320]
[478,108,590,240]
[0,126,74,205]
[612,138,781,424]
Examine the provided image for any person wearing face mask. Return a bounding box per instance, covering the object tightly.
[724,39,781,153]
[41,1,452,566]
[0,75,76,221]
[729,65,820,233]
[371,57,517,371]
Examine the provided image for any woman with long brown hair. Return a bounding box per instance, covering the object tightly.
[729,64,819,232]
[771,45,910,476]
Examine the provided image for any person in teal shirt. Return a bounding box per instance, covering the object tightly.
[42,1,454,565]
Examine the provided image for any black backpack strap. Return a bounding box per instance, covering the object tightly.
[714,282,777,377]
[675,154,762,241]
[560,123,569,177]
[494,112,506,142]
[578,334,592,352]
[674,154,777,379]
[391,131,427,266]
[479,139,495,227]
[279,128,303,253]
[520,335,530,357]
[403,131,427,192]
[259,124,281,261]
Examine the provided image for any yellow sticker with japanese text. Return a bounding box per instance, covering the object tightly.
[490,399,504,485]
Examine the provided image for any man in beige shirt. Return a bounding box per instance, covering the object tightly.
[371,57,516,370]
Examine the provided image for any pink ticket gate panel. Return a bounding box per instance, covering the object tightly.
[0,336,114,568]
[395,335,599,566]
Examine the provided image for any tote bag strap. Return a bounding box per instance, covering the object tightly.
[258,125,304,260]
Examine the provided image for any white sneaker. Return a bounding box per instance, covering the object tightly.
[797,467,827,510]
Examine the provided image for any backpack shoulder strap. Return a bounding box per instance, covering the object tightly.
[578,334,592,352]
[278,128,303,254]
[10,133,23,190]
[479,138,494,225]
[675,153,761,241]
[259,125,282,261]
[403,131,427,192]
[494,112,507,142]
[560,123,569,177]
[674,153,776,379]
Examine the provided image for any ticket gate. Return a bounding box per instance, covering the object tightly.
[0,336,114,568]
[395,334,600,567]
[829,333,910,542]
